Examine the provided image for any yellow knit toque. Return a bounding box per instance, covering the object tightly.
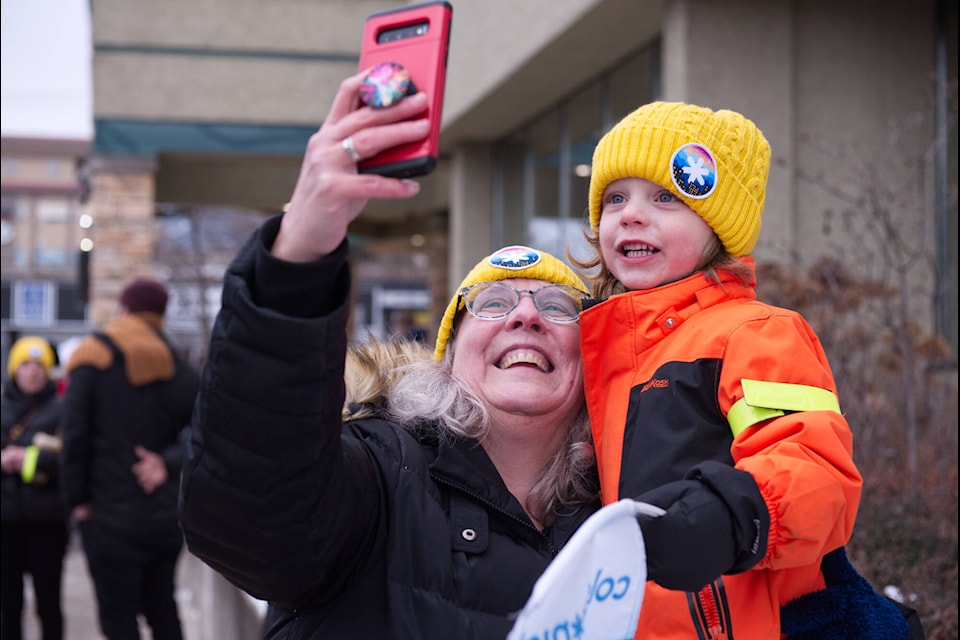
[434,245,589,361]
[7,336,56,378]
[588,101,770,256]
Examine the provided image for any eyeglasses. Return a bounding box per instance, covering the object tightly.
[459,282,586,324]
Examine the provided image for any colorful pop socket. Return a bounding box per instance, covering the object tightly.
[360,61,417,108]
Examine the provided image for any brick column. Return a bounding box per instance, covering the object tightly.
[85,156,159,327]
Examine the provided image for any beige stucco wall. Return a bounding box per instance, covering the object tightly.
[791,1,937,275]
[441,0,662,143]
[91,0,391,125]
[662,0,796,262]
[663,0,938,273]
[86,0,950,325]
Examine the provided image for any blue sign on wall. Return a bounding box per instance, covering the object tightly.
[12,280,56,326]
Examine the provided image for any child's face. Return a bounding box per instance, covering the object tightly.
[598,177,716,291]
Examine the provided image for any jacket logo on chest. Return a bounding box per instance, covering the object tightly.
[639,378,669,393]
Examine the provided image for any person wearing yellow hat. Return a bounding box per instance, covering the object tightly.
[180,68,602,639]
[2,336,69,640]
[434,244,590,361]
[574,102,910,638]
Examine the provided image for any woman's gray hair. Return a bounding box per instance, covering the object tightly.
[343,336,597,527]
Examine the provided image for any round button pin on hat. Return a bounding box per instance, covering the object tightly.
[359,61,417,108]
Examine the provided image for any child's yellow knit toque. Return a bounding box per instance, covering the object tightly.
[588,101,770,257]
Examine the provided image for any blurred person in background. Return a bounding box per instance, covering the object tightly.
[61,278,200,640]
[2,336,69,640]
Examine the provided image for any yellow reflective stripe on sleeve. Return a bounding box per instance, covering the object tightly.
[21,445,40,484]
[727,402,785,437]
[727,379,842,438]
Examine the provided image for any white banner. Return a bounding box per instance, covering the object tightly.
[508,499,665,640]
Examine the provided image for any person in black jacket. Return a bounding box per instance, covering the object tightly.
[178,69,601,639]
[1,336,68,640]
[61,278,200,640]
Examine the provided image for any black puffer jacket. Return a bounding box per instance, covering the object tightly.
[62,313,200,543]
[1,379,66,523]
[179,216,600,639]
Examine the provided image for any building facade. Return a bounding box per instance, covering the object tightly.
[1,137,91,377]
[17,0,947,628]
[81,0,958,354]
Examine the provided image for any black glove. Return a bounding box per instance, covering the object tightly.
[636,461,769,592]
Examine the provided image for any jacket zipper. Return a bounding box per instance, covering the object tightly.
[686,578,732,640]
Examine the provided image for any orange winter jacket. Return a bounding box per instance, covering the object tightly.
[579,257,863,639]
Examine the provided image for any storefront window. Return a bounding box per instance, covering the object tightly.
[493,43,660,268]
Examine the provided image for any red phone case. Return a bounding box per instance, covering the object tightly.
[357,1,453,178]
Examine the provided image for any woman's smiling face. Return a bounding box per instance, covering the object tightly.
[450,277,584,421]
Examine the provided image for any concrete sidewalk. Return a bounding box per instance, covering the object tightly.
[23,531,205,640]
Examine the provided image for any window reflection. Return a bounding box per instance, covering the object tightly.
[493,43,660,270]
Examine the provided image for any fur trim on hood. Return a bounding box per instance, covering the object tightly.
[343,337,433,421]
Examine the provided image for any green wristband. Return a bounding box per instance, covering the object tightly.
[21,445,40,483]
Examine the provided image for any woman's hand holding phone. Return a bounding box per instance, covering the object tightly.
[273,1,452,263]
[272,71,430,264]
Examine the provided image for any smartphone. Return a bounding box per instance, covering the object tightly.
[357,1,453,178]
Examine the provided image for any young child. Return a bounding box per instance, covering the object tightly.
[577,102,907,638]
